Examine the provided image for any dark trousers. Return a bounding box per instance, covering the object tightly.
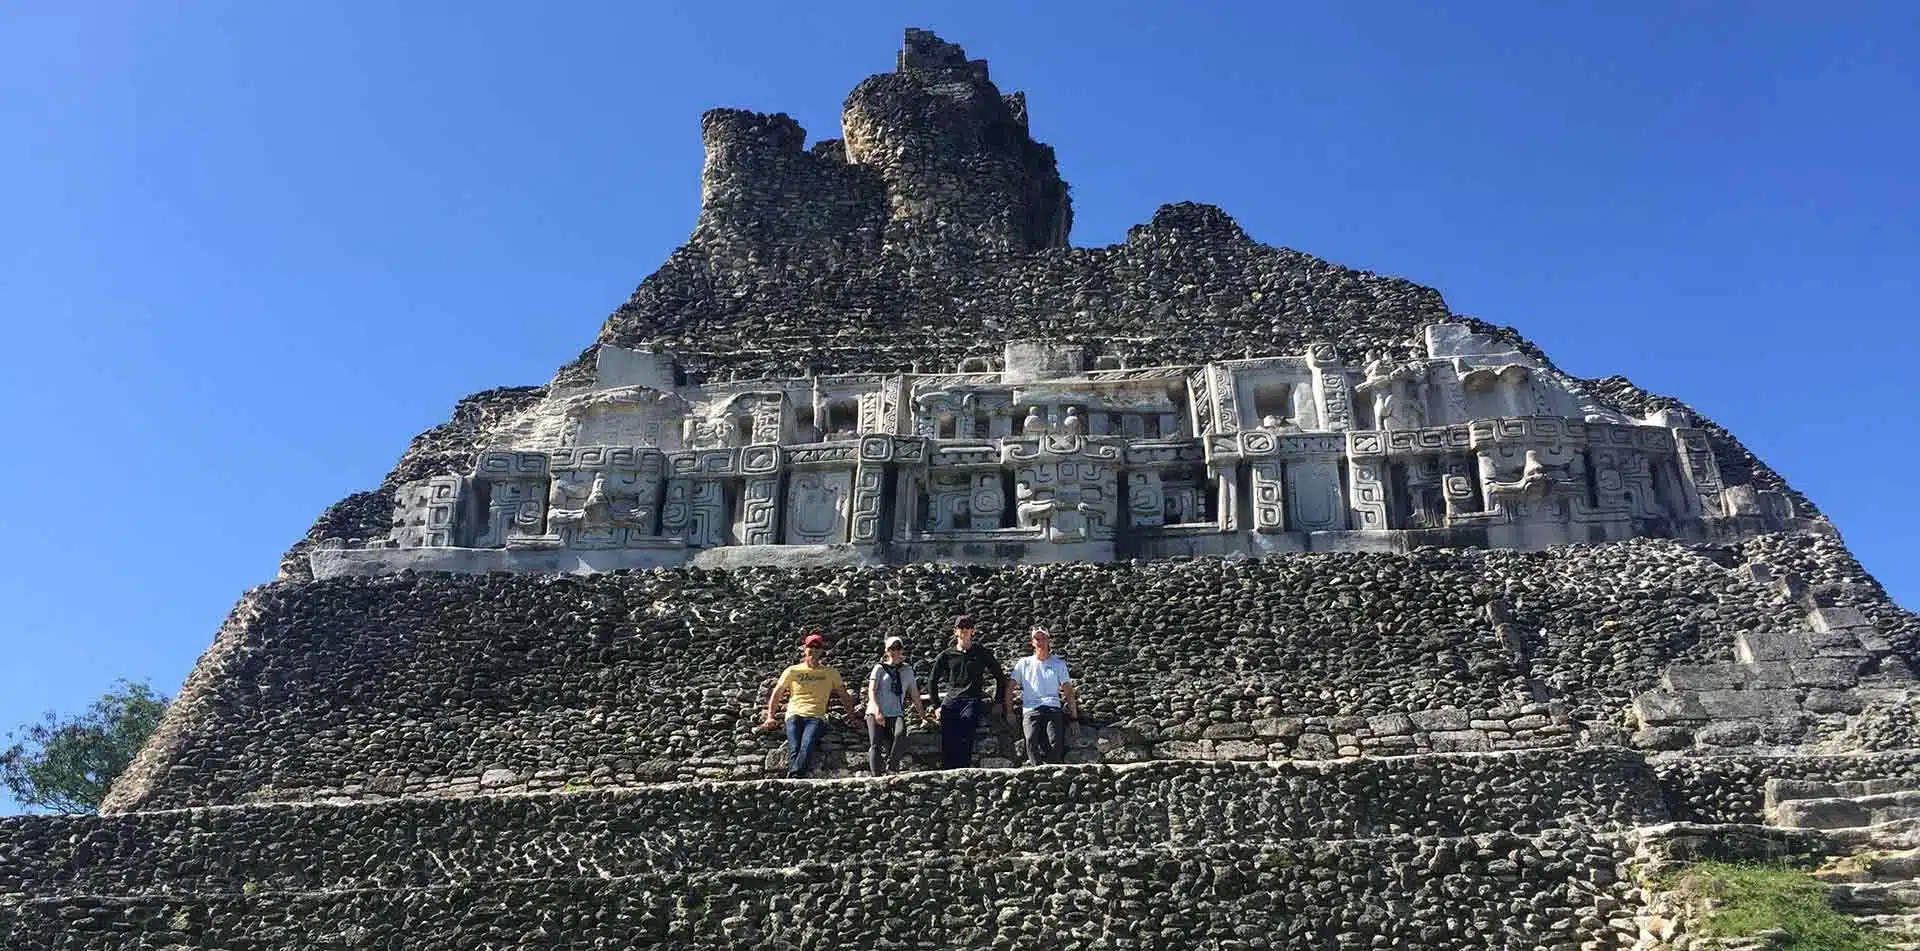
[1023,706,1067,765]
[784,715,824,778]
[868,714,910,775]
[938,697,984,769]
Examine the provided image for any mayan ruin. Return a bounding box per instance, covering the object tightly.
[5,27,1918,951]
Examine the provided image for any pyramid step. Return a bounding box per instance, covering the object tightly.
[1853,911,1920,934]
[1827,817,1920,853]
[1816,847,1920,883]
[0,748,1664,902]
[0,837,1632,950]
[1771,790,1920,830]
[1768,777,1920,809]
[1830,880,1920,913]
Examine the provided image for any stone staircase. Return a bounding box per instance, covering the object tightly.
[0,749,1659,950]
[1632,563,1915,754]
[1771,777,1920,947]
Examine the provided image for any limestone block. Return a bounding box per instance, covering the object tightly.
[1773,798,1872,830]
[1201,722,1254,740]
[1804,629,1870,657]
[1632,726,1694,751]
[1252,717,1305,739]
[1734,631,1812,663]
[1660,663,1750,692]
[1003,340,1086,383]
[1294,733,1337,758]
[1695,688,1801,721]
[1722,485,1762,517]
[594,346,678,391]
[1693,721,1762,748]
[1789,659,1861,689]
[1366,713,1414,736]
[1632,691,1709,725]
[1154,740,1211,759]
[1429,729,1492,753]
[1214,740,1266,760]
[1765,778,1841,808]
[1809,606,1871,633]
[1802,688,1865,715]
[1409,708,1472,732]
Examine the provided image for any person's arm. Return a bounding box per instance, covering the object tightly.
[833,679,859,726]
[762,672,792,729]
[867,667,887,725]
[1061,662,1080,734]
[925,654,944,710]
[988,652,1011,712]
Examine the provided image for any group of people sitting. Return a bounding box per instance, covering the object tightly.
[758,614,1082,777]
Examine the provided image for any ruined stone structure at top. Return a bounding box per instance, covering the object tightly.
[310,29,1811,579]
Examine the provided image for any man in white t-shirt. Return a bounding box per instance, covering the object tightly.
[1007,626,1079,765]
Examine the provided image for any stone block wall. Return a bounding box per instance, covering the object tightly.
[8,752,1656,950]
[1653,751,1920,824]
[9,751,1667,898]
[0,835,1635,950]
[109,535,1824,812]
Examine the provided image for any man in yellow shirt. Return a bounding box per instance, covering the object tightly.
[760,633,859,778]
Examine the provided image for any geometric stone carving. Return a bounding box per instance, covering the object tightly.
[345,334,1763,577]
[473,451,550,548]
[391,476,463,548]
[1003,435,1119,542]
[1306,343,1353,433]
[1249,460,1285,533]
[785,470,853,544]
[541,447,668,549]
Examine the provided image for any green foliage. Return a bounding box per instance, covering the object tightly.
[1672,861,1891,951]
[1,679,170,813]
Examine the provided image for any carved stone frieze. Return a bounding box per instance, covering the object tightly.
[352,330,1770,573]
[1002,436,1120,542]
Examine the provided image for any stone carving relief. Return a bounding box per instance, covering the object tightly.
[391,476,463,548]
[1003,436,1119,542]
[350,330,1771,576]
[1355,351,1429,431]
[786,471,853,544]
[474,451,550,549]
[560,387,688,450]
[537,447,667,549]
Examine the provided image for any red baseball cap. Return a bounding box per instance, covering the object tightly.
[802,633,827,648]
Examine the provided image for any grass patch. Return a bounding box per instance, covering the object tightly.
[1668,861,1891,951]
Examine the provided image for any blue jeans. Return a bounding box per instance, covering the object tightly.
[785,715,825,778]
[938,697,984,769]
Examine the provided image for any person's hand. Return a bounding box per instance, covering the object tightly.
[928,707,941,724]
[1067,718,1081,740]
[759,714,778,732]
[871,712,887,728]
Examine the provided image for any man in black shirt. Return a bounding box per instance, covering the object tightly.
[925,613,1009,769]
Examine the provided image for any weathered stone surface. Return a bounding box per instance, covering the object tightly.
[106,535,1849,812]
[25,26,1920,951]
[1734,630,1813,663]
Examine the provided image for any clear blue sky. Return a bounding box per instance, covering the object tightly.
[2,3,1914,808]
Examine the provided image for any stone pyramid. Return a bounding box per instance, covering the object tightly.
[6,29,1918,951]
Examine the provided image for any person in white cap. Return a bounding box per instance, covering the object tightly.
[866,634,926,775]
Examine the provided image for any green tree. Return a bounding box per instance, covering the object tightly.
[2,680,170,813]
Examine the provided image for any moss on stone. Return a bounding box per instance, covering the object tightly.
[1670,860,1890,951]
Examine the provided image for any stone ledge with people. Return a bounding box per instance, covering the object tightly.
[757,613,1093,777]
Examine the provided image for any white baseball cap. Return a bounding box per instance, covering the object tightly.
[884,635,905,649]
